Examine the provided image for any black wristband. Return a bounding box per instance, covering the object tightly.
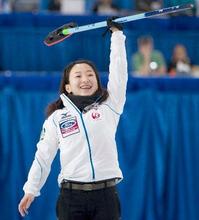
[107,17,123,32]
[102,17,123,37]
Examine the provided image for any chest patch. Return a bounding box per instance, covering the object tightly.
[59,116,80,138]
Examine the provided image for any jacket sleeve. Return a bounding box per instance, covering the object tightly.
[23,114,59,197]
[106,30,128,114]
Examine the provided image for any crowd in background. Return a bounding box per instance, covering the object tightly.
[131,35,199,77]
[0,0,198,15]
[0,0,199,77]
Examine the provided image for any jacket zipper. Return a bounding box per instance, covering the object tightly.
[80,113,95,180]
[62,94,95,180]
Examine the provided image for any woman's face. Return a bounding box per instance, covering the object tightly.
[65,63,99,96]
[173,45,187,61]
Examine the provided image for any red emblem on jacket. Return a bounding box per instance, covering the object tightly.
[91,112,100,119]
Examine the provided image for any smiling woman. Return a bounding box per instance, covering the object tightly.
[65,63,99,96]
[45,59,109,116]
[18,19,127,220]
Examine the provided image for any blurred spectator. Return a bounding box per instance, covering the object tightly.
[135,0,163,13]
[168,44,192,76]
[60,0,85,14]
[132,35,167,76]
[197,0,199,16]
[48,0,60,12]
[0,0,11,12]
[10,0,39,12]
[92,0,120,15]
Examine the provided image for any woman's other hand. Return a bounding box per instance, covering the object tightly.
[18,193,35,217]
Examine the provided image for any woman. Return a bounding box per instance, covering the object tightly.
[18,21,127,220]
[168,44,192,76]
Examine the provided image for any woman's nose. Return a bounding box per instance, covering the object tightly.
[81,76,89,83]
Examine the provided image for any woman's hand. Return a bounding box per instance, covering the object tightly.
[107,18,123,33]
[102,17,123,36]
[18,193,35,217]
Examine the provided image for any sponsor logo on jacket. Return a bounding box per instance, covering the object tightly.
[91,112,101,120]
[59,116,80,138]
[39,127,46,140]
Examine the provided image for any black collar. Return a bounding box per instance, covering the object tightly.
[67,91,102,112]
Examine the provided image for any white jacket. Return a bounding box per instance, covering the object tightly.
[23,31,128,196]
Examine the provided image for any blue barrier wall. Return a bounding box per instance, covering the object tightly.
[0,75,199,220]
[0,14,199,72]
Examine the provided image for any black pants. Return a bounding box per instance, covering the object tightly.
[56,186,121,220]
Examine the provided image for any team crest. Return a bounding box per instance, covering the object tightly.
[91,111,101,120]
[59,116,80,138]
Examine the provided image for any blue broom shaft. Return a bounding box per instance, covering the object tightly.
[64,4,193,35]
